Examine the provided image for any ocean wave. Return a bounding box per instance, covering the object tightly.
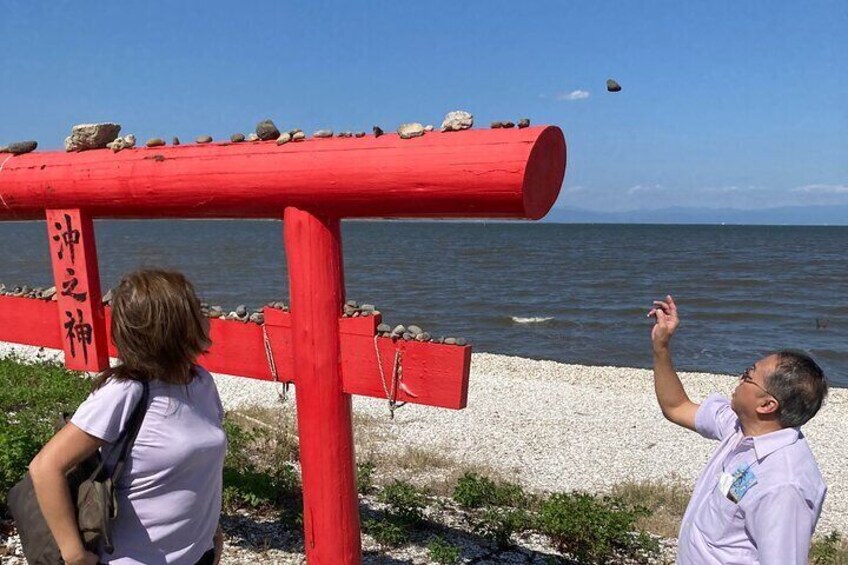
[511,316,554,324]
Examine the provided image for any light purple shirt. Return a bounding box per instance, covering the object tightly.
[678,394,826,565]
[71,366,227,565]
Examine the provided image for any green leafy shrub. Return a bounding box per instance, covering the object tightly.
[427,536,461,564]
[363,516,409,547]
[535,492,659,564]
[0,356,90,508]
[357,460,376,494]
[452,472,526,509]
[378,480,428,527]
[475,506,530,548]
[222,417,301,524]
[811,531,848,564]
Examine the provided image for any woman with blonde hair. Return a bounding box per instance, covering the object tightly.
[28,269,227,565]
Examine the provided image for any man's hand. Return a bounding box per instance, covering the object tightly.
[649,295,679,352]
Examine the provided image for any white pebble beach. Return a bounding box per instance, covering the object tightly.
[3,342,846,538]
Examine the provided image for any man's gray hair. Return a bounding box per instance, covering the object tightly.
[766,350,828,428]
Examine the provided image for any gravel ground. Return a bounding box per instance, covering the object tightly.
[2,343,845,563]
[212,351,847,537]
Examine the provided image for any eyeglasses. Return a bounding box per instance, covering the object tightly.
[740,365,778,400]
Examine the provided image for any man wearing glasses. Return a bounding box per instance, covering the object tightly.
[648,295,828,564]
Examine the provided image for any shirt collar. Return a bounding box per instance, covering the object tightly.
[751,427,802,461]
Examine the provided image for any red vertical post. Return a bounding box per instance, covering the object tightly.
[45,209,109,372]
[283,208,361,564]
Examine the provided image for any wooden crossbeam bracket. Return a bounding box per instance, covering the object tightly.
[0,296,470,409]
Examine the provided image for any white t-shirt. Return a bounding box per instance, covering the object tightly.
[71,366,227,565]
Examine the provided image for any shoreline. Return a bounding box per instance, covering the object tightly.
[2,342,845,536]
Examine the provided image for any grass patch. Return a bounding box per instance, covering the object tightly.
[453,471,528,509]
[222,413,301,525]
[610,479,691,539]
[0,354,91,508]
[811,531,848,565]
[427,536,461,564]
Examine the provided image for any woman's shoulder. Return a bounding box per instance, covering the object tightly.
[93,375,146,399]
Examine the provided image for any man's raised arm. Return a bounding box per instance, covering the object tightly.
[649,295,699,431]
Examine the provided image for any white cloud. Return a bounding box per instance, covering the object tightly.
[627,184,663,195]
[555,90,590,101]
[791,184,848,194]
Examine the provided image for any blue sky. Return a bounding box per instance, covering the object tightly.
[1,1,845,215]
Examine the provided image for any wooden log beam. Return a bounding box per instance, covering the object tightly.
[0,296,470,409]
[0,126,565,220]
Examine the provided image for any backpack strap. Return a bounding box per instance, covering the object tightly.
[87,380,150,483]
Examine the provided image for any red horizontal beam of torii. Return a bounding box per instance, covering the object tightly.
[0,296,470,409]
[0,125,566,563]
[0,126,564,220]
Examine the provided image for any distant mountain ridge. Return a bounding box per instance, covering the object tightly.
[543,205,848,226]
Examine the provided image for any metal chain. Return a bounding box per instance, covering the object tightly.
[374,334,405,419]
[262,324,289,403]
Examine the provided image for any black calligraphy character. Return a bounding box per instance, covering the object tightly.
[60,268,87,302]
[64,309,93,363]
[52,214,81,264]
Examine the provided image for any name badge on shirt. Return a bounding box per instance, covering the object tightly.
[718,464,758,503]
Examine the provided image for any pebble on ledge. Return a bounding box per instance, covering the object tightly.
[65,123,122,152]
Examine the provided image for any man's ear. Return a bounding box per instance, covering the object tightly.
[755,396,779,416]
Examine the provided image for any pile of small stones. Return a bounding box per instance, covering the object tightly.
[491,118,531,129]
[0,284,57,300]
[342,300,467,345]
[341,299,379,318]
[375,321,468,346]
[5,110,533,156]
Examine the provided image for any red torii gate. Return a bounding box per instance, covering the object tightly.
[0,125,566,563]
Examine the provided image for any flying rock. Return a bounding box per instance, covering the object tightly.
[256,119,281,141]
[65,123,122,152]
[0,140,38,155]
[397,123,425,139]
[440,110,473,132]
[606,79,622,93]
